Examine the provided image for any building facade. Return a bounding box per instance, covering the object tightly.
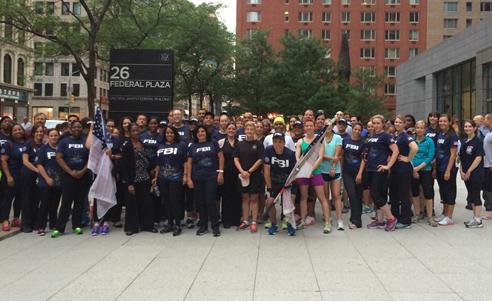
[31,0,109,120]
[0,23,33,120]
[396,16,492,120]
[427,0,492,49]
[236,0,427,110]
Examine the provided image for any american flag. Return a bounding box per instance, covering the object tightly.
[93,106,109,149]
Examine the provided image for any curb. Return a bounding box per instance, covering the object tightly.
[0,228,21,242]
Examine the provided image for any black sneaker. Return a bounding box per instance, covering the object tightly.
[465,203,473,210]
[22,226,33,233]
[213,228,221,237]
[186,218,195,229]
[196,228,208,236]
[160,225,173,234]
[173,227,182,236]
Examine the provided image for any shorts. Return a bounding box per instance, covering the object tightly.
[296,174,324,187]
[411,170,434,199]
[465,181,483,206]
[322,173,341,182]
[241,173,264,194]
[484,168,492,193]
[271,183,298,199]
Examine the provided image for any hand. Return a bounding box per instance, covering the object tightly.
[464,171,471,181]
[6,176,14,187]
[460,170,466,180]
[240,171,250,179]
[377,165,390,172]
[355,174,362,184]
[398,155,410,163]
[413,171,420,180]
[217,173,224,185]
[444,170,450,181]
[69,170,78,178]
[105,148,112,157]
[432,169,436,179]
[128,185,135,195]
[329,169,336,177]
[182,175,187,185]
[151,177,158,186]
[187,179,194,189]
[46,177,55,187]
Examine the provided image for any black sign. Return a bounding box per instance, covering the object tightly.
[109,49,173,120]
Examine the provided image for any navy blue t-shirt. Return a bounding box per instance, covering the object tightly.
[236,128,246,141]
[0,140,25,180]
[56,136,89,171]
[264,146,296,186]
[36,144,62,188]
[425,127,439,145]
[188,141,221,180]
[365,132,395,172]
[156,141,188,181]
[21,141,43,176]
[459,136,485,182]
[342,137,366,175]
[436,132,459,173]
[173,125,190,144]
[392,132,414,173]
[212,129,227,142]
[0,132,8,147]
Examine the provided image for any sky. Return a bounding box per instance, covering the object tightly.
[190,0,236,34]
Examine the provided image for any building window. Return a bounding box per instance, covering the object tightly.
[341,11,351,22]
[341,0,350,4]
[62,2,70,15]
[409,29,419,41]
[3,54,12,84]
[246,29,257,38]
[73,2,81,15]
[61,83,68,97]
[321,11,331,23]
[360,11,376,22]
[409,0,419,4]
[360,48,375,59]
[298,11,313,22]
[361,65,376,76]
[360,29,376,40]
[248,0,262,4]
[385,48,400,59]
[34,83,43,96]
[342,29,351,39]
[61,63,70,76]
[484,63,492,112]
[384,83,396,95]
[466,2,472,12]
[45,63,54,76]
[385,66,396,77]
[444,2,458,12]
[45,83,53,96]
[385,0,400,4]
[299,0,313,4]
[323,0,332,4]
[246,11,261,22]
[46,2,55,14]
[298,29,313,38]
[481,2,492,11]
[385,12,400,22]
[362,0,376,5]
[385,30,400,41]
[409,48,418,58]
[72,64,80,76]
[444,18,458,28]
[72,84,80,97]
[284,11,289,22]
[466,18,472,27]
[34,2,44,14]
[409,11,419,23]
[34,62,43,76]
[321,29,331,40]
[4,23,13,40]
[17,58,25,86]
[443,34,453,39]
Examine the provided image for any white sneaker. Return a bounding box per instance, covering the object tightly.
[337,220,344,231]
[438,217,454,226]
[434,214,446,222]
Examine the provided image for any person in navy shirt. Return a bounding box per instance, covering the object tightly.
[434,114,459,226]
[459,120,485,228]
[0,123,25,231]
[364,115,399,231]
[35,128,62,235]
[51,120,89,237]
[20,124,44,233]
[425,112,440,145]
[153,126,188,236]
[341,123,366,229]
[389,116,418,229]
[0,116,13,147]
[186,125,224,237]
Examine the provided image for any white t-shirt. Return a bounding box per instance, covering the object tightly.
[263,133,296,152]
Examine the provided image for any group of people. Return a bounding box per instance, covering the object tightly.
[0,108,491,239]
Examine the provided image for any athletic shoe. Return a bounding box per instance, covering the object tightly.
[2,222,10,232]
[73,227,83,235]
[427,218,438,227]
[51,230,61,238]
[305,216,316,225]
[11,218,21,228]
[465,219,484,228]
[38,229,46,236]
[342,207,349,214]
[367,220,385,229]
[160,224,173,234]
[337,220,344,231]
[196,228,208,236]
[438,217,454,226]
[268,224,278,235]
[395,222,411,229]
[22,226,33,233]
[213,228,221,237]
[323,223,332,234]
[434,214,446,222]
[264,219,272,229]
[296,222,305,230]
[250,223,257,233]
[101,223,110,235]
[186,218,195,229]
[281,219,288,230]
[113,221,123,228]
[287,223,296,236]
[465,203,473,210]
[385,218,398,232]
[363,205,374,214]
[483,212,492,220]
[91,223,100,236]
[173,227,182,236]
[237,221,249,230]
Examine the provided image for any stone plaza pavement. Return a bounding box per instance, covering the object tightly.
[1,181,492,301]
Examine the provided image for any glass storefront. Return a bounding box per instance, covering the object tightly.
[484,63,492,113]
[436,60,476,121]
[32,106,54,120]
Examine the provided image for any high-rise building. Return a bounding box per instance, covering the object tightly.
[0,22,33,120]
[427,0,492,49]
[236,0,427,111]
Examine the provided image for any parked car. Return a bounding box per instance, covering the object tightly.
[45,119,65,129]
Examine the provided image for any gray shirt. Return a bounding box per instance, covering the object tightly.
[484,132,492,168]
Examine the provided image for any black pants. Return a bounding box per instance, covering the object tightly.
[343,172,363,227]
[389,169,413,225]
[221,172,241,227]
[367,171,389,209]
[184,186,195,217]
[21,172,40,230]
[411,170,435,199]
[193,177,219,231]
[105,180,125,223]
[124,180,154,233]
[436,168,457,205]
[56,173,90,233]
[36,186,61,230]
[465,181,483,206]
[1,176,22,221]
[159,178,183,227]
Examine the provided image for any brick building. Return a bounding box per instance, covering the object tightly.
[236,0,427,110]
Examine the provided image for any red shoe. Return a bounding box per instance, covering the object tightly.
[2,222,11,232]
[250,223,257,233]
[11,218,21,228]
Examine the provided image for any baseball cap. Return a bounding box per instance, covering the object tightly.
[159,121,167,126]
[337,119,347,125]
[190,117,199,123]
[293,120,303,128]
[273,116,285,125]
[272,132,285,141]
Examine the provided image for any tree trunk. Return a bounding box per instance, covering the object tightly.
[188,94,192,115]
[87,36,97,118]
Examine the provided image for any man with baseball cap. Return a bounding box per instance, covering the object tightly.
[263,116,296,151]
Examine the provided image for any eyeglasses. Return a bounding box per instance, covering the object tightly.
[274,123,283,126]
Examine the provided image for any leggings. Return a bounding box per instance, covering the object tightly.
[389,169,413,225]
[193,177,219,231]
[20,172,40,230]
[342,172,363,227]
[367,171,389,209]
[221,171,241,227]
[36,186,61,230]
[1,176,22,222]
[159,178,184,227]
[436,168,457,205]
[125,180,154,233]
[56,173,89,233]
